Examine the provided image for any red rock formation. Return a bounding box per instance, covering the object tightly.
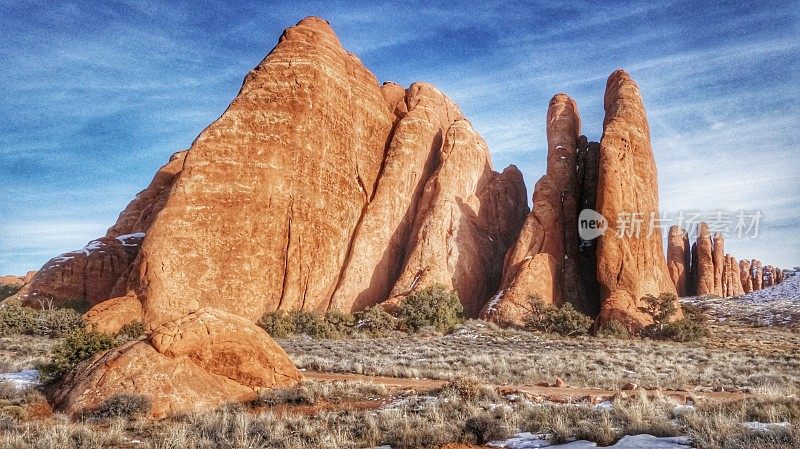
[480,94,583,325]
[694,223,716,296]
[762,265,776,287]
[751,259,763,290]
[722,254,743,298]
[712,232,725,296]
[54,17,528,416]
[595,70,680,331]
[387,119,527,317]
[328,82,463,313]
[775,267,784,284]
[667,226,691,297]
[739,259,753,293]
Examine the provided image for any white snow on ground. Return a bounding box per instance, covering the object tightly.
[489,433,693,449]
[743,421,790,431]
[682,271,800,326]
[0,369,40,389]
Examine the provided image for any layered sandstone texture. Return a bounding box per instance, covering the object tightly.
[595,70,680,330]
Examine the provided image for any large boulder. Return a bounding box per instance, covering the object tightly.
[666,226,690,297]
[595,70,680,330]
[55,308,301,419]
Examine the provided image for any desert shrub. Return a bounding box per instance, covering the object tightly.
[355,305,397,336]
[524,296,593,336]
[0,285,20,301]
[595,319,632,339]
[462,413,513,445]
[644,318,708,342]
[87,393,151,419]
[397,284,464,333]
[38,330,116,380]
[638,293,679,329]
[258,310,297,338]
[258,310,357,339]
[32,308,83,338]
[0,305,36,336]
[116,321,146,341]
[642,299,708,342]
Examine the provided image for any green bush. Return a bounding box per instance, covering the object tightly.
[0,305,36,336]
[638,293,678,328]
[0,305,84,337]
[397,284,464,333]
[525,296,593,336]
[258,310,297,338]
[0,285,20,301]
[32,308,84,338]
[116,321,147,341]
[38,330,116,380]
[354,305,396,337]
[86,394,151,419]
[595,319,632,339]
[258,310,357,339]
[639,294,707,342]
[642,316,708,342]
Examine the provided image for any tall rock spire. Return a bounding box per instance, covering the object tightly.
[595,70,680,330]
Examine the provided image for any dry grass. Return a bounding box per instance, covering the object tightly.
[0,334,59,372]
[280,320,800,394]
[0,380,797,448]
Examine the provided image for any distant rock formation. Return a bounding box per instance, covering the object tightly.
[712,232,725,296]
[752,260,764,290]
[667,226,690,297]
[694,223,716,296]
[740,259,753,293]
[595,70,680,330]
[0,272,35,287]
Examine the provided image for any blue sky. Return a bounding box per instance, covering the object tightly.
[1,0,798,274]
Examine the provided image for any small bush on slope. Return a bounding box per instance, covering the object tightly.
[0,285,20,301]
[87,394,151,419]
[38,330,116,380]
[397,284,464,333]
[524,296,593,337]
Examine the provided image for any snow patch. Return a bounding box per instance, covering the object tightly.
[489,433,693,449]
[0,369,40,389]
[116,232,146,246]
[484,289,505,314]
